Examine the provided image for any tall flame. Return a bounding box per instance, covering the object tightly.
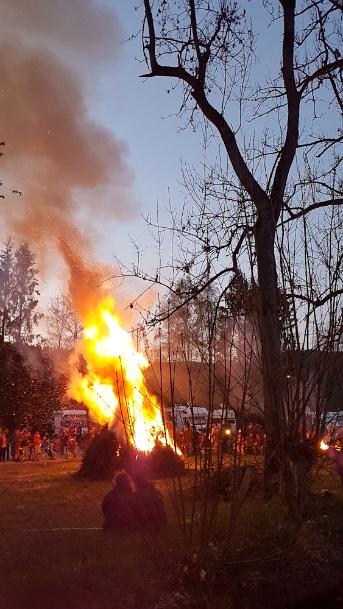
[67,294,168,452]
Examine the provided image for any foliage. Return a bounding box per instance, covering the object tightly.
[209,465,262,501]
[107,442,186,480]
[154,277,223,362]
[143,444,185,478]
[0,343,71,433]
[0,239,41,344]
[0,237,15,344]
[77,432,185,482]
[76,427,123,480]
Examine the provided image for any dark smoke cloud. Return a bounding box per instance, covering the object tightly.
[0,0,139,282]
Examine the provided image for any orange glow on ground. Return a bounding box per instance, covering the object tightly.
[67,294,172,453]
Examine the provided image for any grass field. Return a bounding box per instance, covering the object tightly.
[0,455,199,609]
[0,457,155,609]
[0,454,342,609]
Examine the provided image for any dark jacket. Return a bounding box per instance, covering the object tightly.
[102,484,136,530]
[133,480,167,527]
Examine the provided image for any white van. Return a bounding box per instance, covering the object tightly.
[211,408,237,432]
[164,405,207,433]
[52,409,88,436]
[325,411,343,441]
[164,404,236,434]
[326,411,343,427]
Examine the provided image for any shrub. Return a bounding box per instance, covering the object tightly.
[76,427,123,480]
[123,444,185,480]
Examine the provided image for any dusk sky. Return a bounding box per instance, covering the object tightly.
[0,0,203,318]
[0,1,315,325]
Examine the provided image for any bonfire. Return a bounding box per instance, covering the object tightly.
[67,293,175,456]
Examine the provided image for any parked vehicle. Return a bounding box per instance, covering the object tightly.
[325,411,343,428]
[211,407,237,432]
[324,411,343,443]
[52,409,88,437]
[164,404,236,434]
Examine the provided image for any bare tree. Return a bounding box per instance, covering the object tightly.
[45,294,83,350]
[139,0,343,505]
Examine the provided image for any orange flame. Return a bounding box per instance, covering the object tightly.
[67,294,170,452]
[320,440,329,451]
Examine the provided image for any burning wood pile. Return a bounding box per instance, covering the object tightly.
[66,292,175,456]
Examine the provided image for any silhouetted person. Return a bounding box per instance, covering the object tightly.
[4,429,10,461]
[327,440,343,487]
[133,472,167,528]
[102,473,136,531]
[42,434,55,460]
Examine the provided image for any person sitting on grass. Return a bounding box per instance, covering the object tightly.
[133,471,167,528]
[102,473,137,531]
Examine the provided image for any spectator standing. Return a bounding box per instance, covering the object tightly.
[27,431,33,460]
[4,429,10,461]
[327,440,343,487]
[192,427,202,457]
[59,429,68,456]
[76,425,82,446]
[66,436,76,458]
[235,429,245,455]
[13,429,22,462]
[32,432,41,462]
[212,424,221,452]
[68,423,75,438]
[0,432,8,462]
[42,434,55,460]
[182,426,193,457]
[21,431,30,461]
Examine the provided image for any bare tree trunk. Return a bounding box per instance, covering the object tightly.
[255,222,293,505]
[294,444,313,509]
[141,0,343,509]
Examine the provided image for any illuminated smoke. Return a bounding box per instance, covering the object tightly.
[0,0,139,275]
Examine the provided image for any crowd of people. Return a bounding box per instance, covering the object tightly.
[53,424,86,458]
[0,429,46,462]
[102,471,167,531]
[234,424,266,455]
[321,423,343,487]
[178,422,266,458]
[0,424,88,462]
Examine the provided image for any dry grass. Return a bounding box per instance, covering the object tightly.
[0,458,165,609]
[0,454,342,609]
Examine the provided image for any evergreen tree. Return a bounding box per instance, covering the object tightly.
[10,241,41,343]
[77,426,122,480]
[0,343,69,433]
[0,238,15,345]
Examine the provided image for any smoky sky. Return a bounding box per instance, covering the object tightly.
[0,0,139,283]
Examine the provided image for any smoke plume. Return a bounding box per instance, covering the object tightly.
[0,0,139,304]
